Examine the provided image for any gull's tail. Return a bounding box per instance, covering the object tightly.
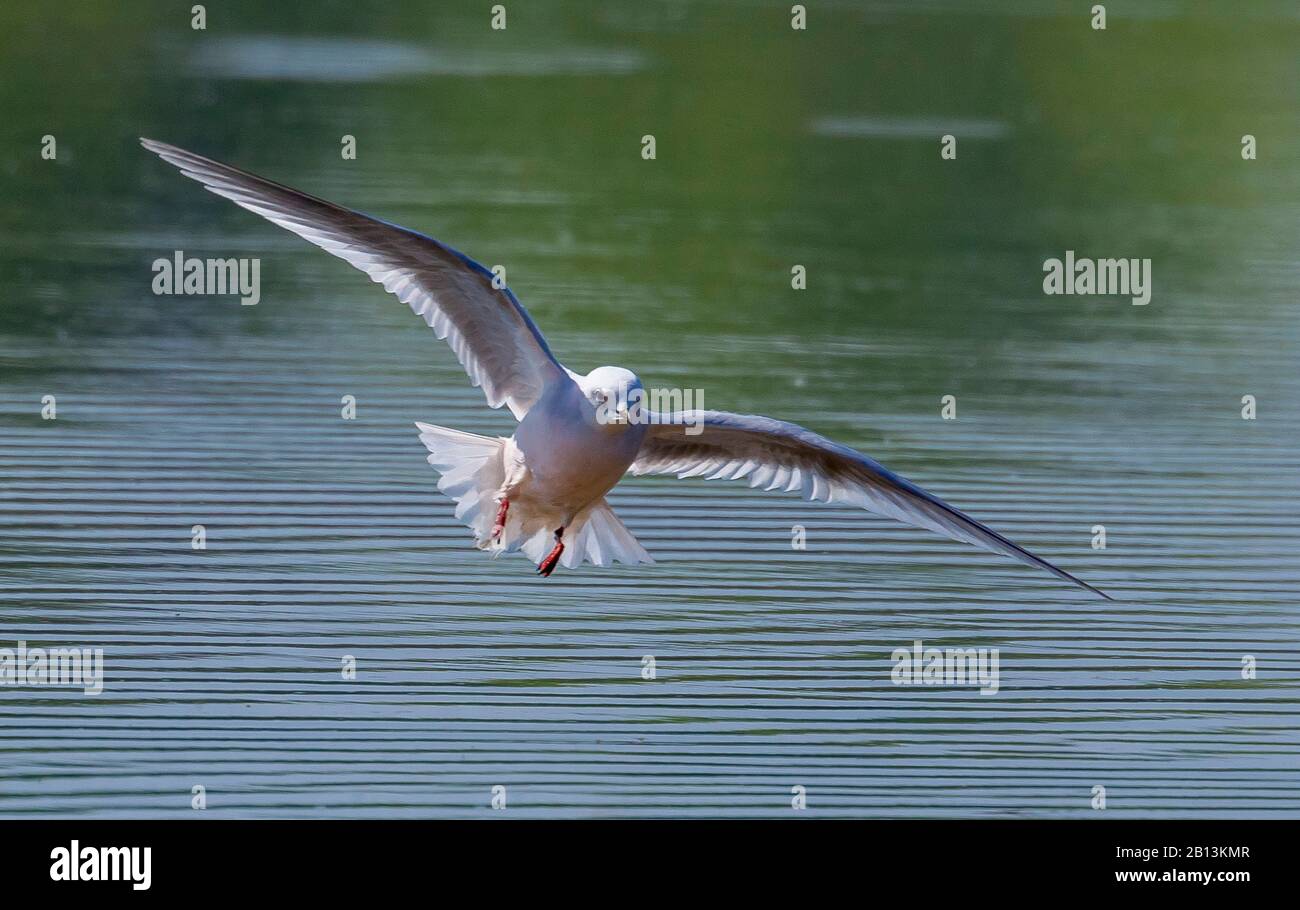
[414,422,652,569]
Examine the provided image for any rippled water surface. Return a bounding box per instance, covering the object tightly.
[1,1,1298,817]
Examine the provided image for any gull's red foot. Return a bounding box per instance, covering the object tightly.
[537,528,565,577]
[491,498,509,541]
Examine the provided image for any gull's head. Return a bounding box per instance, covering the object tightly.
[580,366,643,431]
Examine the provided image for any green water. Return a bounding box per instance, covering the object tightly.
[1,1,1298,817]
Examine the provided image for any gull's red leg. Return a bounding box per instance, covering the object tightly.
[537,527,565,577]
[491,498,509,541]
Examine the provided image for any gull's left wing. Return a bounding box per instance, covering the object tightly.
[631,410,1111,599]
[141,138,568,419]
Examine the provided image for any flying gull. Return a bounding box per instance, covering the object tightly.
[141,138,1110,598]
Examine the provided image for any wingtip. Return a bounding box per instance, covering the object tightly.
[140,137,188,159]
[140,137,175,158]
[1039,558,1113,602]
[1076,577,1115,602]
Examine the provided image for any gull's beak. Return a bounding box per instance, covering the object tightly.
[610,403,631,425]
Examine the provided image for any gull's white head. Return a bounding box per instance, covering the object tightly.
[579,365,643,430]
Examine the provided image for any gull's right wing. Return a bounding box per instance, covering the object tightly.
[142,138,567,419]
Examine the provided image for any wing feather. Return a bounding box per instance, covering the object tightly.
[632,410,1110,599]
[141,138,565,418]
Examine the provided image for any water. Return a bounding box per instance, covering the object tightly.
[1,1,1298,817]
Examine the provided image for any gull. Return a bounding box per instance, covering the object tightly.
[142,138,1110,598]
